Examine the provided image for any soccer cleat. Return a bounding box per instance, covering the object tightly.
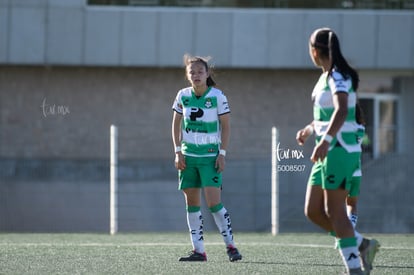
[346,267,366,275]
[359,238,380,274]
[227,245,242,262]
[179,250,207,262]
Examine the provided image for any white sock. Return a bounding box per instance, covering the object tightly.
[354,230,363,248]
[347,213,363,248]
[211,206,235,248]
[338,238,361,270]
[187,211,205,253]
[349,214,358,228]
[339,246,361,269]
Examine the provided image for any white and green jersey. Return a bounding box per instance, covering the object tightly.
[172,86,230,157]
[312,70,361,153]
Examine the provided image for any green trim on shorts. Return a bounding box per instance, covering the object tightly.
[187,205,201,213]
[348,152,362,197]
[209,203,223,213]
[348,175,361,197]
[338,237,357,248]
[178,155,222,190]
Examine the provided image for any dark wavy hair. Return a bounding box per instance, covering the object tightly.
[310,28,359,91]
[356,102,366,125]
[183,54,216,87]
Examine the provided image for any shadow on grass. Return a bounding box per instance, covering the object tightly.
[375,265,414,270]
[239,261,414,271]
[238,261,343,268]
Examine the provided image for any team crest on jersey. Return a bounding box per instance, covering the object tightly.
[204,98,212,108]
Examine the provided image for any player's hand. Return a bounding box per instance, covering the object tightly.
[310,140,330,163]
[215,154,225,173]
[174,152,186,170]
[296,126,311,146]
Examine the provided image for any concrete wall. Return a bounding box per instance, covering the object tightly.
[1,0,414,233]
[358,153,414,233]
[1,66,413,233]
[0,66,320,160]
[0,66,314,232]
[1,0,414,69]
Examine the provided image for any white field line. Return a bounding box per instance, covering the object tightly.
[0,242,411,250]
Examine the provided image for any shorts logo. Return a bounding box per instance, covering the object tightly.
[327,175,335,184]
[212,176,219,183]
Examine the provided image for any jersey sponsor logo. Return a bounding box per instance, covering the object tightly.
[190,107,204,121]
[185,120,207,134]
[185,125,208,134]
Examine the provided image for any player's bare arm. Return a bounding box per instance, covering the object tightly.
[296,121,314,145]
[172,111,186,170]
[216,113,230,173]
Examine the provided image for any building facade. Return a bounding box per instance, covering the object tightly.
[0,0,413,233]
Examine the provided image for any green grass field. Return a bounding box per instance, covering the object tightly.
[0,232,413,274]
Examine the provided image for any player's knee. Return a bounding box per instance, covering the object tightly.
[304,205,320,221]
[324,206,347,222]
[346,196,358,208]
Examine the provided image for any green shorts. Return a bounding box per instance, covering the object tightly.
[178,155,222,190]
[308,146,360,192]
